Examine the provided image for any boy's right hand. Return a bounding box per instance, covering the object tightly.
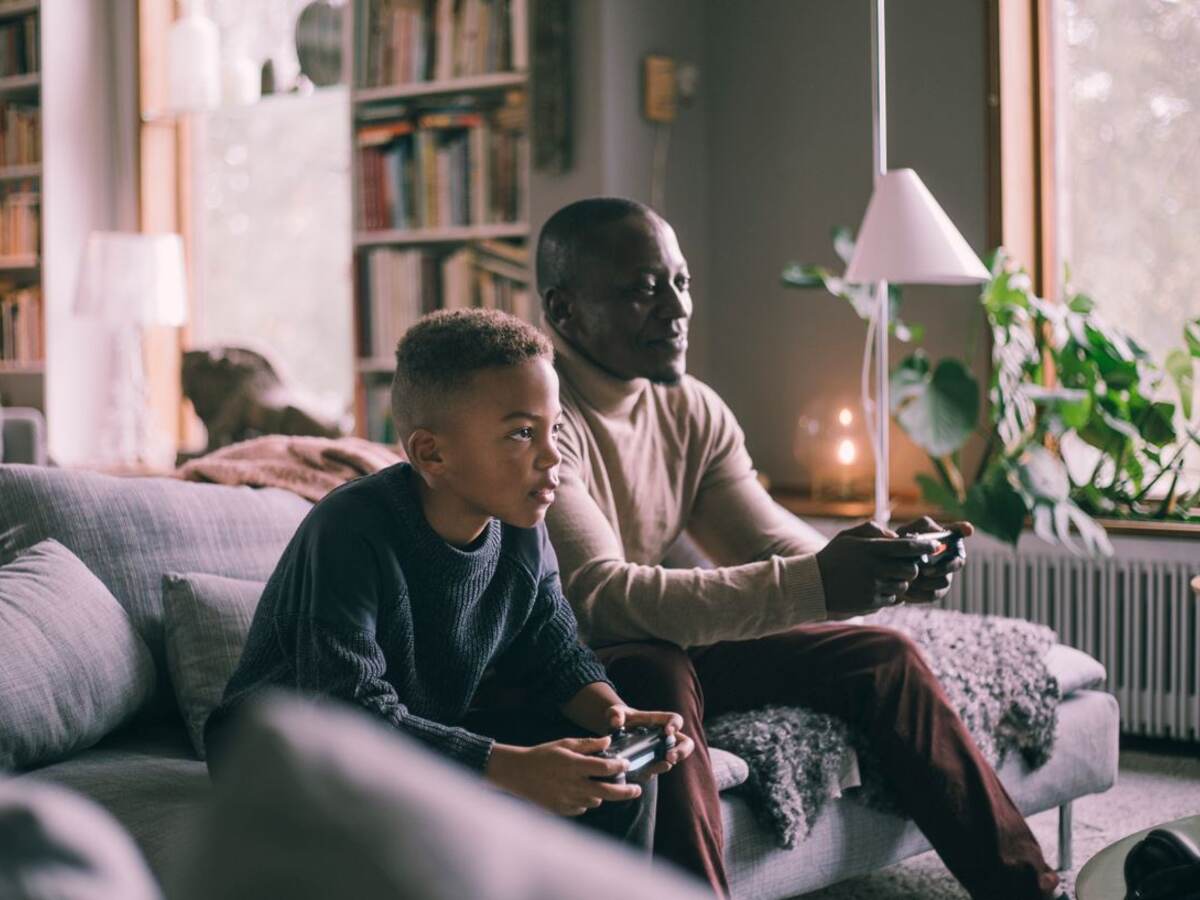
[486,737,642,817]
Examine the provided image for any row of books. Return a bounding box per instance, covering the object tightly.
[357,247,438,359]
[356,0,528,88]
[356,240,532,359]
[0,286,40,363]
[0,184,36,257]
[0,102,38,166]
[356,107,528,230]
[0,13,36,78]
[441,241,535,319]
[360,380,399,444]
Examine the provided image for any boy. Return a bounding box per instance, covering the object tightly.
[205,309,693,845]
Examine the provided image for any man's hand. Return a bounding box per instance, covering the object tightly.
[485,737,643,817]
[604,704,695,777]
[816,521,942,617]
[896,517,973,604]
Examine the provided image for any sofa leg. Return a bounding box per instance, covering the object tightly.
[1057,802,1073,872]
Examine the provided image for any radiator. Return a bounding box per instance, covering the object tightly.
[941,529,1200,742]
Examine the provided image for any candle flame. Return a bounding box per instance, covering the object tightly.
[836,438,856,465]
[837,408,854,427]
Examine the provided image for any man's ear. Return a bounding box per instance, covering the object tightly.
[406,429,446,475]
[543,286,574,332]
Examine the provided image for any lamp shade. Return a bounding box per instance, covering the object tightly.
[75,232,189,327]
[845,168,990,285]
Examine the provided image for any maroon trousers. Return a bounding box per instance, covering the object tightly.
[597,623,1060,900]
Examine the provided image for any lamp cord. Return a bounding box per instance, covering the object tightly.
[861,285,882,510]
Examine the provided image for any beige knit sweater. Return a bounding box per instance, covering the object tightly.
[546,330,829,649]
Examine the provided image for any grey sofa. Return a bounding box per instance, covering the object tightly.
[0,463,1120,898]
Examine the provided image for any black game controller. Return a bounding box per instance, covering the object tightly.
[592,726,676,784]
[914,529,964,569]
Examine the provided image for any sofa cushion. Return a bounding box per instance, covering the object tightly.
[169,694,708,900]
[162,573,265,759]
[0,465,312,715]
[20,721,209,881]
[0,540,156,771]
[0,778,163,900]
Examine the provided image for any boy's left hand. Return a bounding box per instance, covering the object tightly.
[604,704,695,777]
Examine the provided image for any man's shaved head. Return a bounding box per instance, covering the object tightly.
[536,197,656,298]
[537,197,692,384]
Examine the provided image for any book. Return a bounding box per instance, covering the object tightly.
[359,0,517,88]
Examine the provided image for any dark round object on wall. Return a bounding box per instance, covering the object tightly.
[295,0,344,87]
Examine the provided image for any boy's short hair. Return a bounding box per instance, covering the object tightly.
[391,308,553,441]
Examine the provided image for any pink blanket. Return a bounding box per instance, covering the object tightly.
[175,436,404,502]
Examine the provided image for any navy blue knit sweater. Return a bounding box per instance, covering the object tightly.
[206,462,611,770]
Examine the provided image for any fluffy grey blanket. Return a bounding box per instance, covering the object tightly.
[705,607,1060,848]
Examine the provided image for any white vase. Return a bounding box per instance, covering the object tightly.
[168,0,220,113]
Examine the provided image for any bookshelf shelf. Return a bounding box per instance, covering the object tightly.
[0,163,39,180]
[356,357,395,374]
[354,223,529,248]
[0,72,38,97]
[0,359,41,373]
[354,71,528,105]
[0,0,38,20]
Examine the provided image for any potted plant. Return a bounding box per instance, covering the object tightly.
[783,231,1200,554]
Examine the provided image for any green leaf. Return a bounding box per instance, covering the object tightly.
[1056,501,1113,557]
[1186,317,1200,358]
[1078,408,1139,455]
[1130,397,1177,447]
[916,473,963,514]
[1084,322,1139,389]
[780,262,829,289]
[1023,385,1092,431]
[890,355,980,457]
[832,227,856,266]
[1068,293,1095,314]
[1015,444,1071,503]
[963,468,1028,546]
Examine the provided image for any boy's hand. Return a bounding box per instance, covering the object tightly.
[605,704,696,776]
[485,738,642,817]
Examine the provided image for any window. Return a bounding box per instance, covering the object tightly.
[1050,0,1199,369]
[190,0,353,427]
[1048,0,1199,484]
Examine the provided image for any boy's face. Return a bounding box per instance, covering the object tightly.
[434,357,564,529]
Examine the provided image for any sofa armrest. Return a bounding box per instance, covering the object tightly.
[1,406,48,465]
[1045,644,1106,695]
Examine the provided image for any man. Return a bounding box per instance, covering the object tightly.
[537,197,1061,899]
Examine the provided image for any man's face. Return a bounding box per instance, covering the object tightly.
[435,358,563,529]
[551,213,692,384]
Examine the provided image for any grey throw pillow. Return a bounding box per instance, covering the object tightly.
[0,778,162,900]
[169,694,709,900]
[161,573,266,759]
[0,540,156,771]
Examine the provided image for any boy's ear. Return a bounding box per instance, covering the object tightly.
[406,429,445,474]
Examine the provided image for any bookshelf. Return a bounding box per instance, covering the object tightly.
[0,0,39,405]
[348,0,533,442]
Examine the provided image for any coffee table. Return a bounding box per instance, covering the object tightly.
[1076,813,1200,899]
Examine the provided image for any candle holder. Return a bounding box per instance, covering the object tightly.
[794,400,873,502]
